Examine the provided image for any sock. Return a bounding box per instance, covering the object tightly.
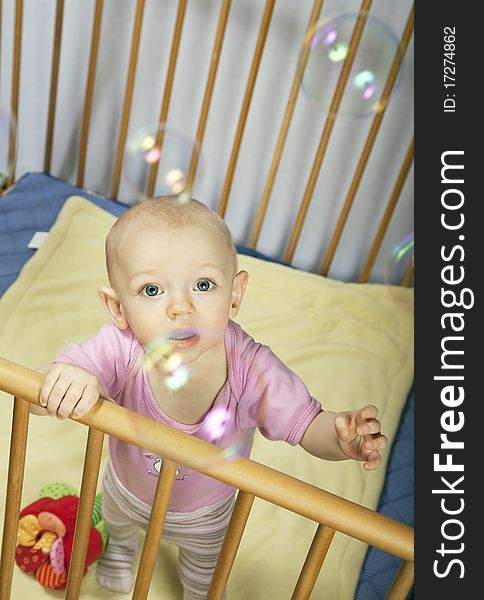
[95,541,136,594]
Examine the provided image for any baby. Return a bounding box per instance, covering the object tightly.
[35,197,387,599]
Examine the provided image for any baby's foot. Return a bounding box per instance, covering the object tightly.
[96,542,136,594]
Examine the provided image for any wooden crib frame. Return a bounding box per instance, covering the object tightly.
[1,1,414,598]
[0,358,413,600]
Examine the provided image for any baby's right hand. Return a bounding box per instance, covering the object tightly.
[39,362,101,420]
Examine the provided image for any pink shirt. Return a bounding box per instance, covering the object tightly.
[56,320,321,511]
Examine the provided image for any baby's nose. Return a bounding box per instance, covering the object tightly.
[167,297,194,318]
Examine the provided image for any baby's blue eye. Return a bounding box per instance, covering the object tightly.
[142,284,161,297]
[196,279,213,292]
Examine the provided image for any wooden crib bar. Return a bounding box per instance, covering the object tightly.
[43,0,64,174]
[291,523,335,600]
[6,0,22,188]
[77,0,104,189]
[65,428,105,599]
[0,356,414,560]
[248,0,324,248]
[185,0,232,196]
[0,397,29,600]
[208,491,255,599]
[111,0,146,199]
[132,458,178,600]
[217,0,276,218]
[402,261,414,287]
[386,560,414,600]
[146,0,188,198]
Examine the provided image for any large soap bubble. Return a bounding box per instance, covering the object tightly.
[300,12,405,117]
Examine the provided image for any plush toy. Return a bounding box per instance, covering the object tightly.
[15,483,108,590]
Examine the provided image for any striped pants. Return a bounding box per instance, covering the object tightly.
[100,461,235,599]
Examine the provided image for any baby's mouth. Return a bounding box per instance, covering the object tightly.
[168,329,200,349]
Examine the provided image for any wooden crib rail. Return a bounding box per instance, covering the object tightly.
[0,356,414,599]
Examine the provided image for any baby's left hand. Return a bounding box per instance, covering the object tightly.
[334,405,388,471]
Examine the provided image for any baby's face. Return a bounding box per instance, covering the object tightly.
[111,223,240,364]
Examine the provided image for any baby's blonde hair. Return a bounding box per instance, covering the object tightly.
[105,196,238,285]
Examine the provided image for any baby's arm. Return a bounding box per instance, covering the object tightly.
[299,405,388,471]
[34,362,101,420]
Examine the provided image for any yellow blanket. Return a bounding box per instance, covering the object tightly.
[0,196,413,599]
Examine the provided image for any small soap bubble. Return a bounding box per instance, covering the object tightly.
[143,335,191,392]
[385,232,414,286]
[0,108,17,189]
[204,407,253,468]
[200,355,273,469]
[124,123,202,202]
[123,334,192,418]
[299,12,405,117]
[128,327,226,406]
[205,408,230,440]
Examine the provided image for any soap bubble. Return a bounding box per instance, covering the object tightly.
[299,12,405,117]
[123,331,196,440]
[203,407,254,467]
[124,123,202,203]
[385,232,414,286]
[0,108,17,189]
[199,353,273,469]
[126,327,226,413]
[142,333,195,393]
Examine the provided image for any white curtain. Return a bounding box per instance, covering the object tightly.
[0,0,414,282]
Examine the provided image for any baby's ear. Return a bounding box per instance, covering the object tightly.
[230,270,249,318]
[97,286,129,330]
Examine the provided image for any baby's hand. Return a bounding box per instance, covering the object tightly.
[39,363,101,420]
[334,405,388,471]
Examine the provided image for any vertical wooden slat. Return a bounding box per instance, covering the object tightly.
[401,260,414,287]
[284,0,373,263]
[132,459,177,600]
[217,0,276,218]
[111,0,146,199]
[184,0,232,197]
[291,524,335,600]
[248,0,324,248]
[0,397,30,600]
[77,0,104,188]
[65,427,104,600]
[320,5,414,276]
[207,491,255,600]
[359,137,414,282]
[7,0,22,187]
[385,560,414,600]
[43,0,64,174]
[146,0,187,197]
